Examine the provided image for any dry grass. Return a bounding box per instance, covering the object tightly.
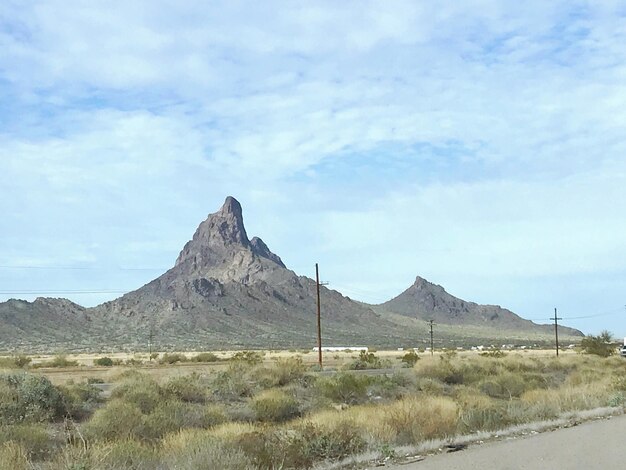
[2,350,625,469]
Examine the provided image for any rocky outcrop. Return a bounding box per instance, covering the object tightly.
[378,276,584,336]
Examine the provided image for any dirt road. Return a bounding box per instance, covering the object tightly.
[386,414,626,470]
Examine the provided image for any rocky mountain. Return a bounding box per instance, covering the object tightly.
[376,276,583,336]
[91,197,405,349]
[0,197,583,352]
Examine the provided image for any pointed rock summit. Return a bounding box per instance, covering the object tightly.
[172,196,284,282]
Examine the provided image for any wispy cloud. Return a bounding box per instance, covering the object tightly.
[0,1,625,333]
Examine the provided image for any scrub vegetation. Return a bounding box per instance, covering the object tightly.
[0,351,624,469]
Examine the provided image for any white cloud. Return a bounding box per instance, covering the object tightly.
[1,1,625,334]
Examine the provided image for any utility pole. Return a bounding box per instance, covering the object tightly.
[315,263,323,369]
[428,319,434,356]
[553,307,562,357]
[148,326,154,361]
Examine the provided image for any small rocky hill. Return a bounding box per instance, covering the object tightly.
[376,276,583,336]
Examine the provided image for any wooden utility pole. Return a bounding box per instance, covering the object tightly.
[428,319,434,356]
[553,307,562,357]
[315,263,323,369]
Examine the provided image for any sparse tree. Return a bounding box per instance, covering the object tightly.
[580,330,616,357]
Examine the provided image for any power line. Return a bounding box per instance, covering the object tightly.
[0,290,128,295]
[0,265,166,271]
[527,306,624,322]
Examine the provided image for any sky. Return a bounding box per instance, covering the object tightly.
[1,1,625,336]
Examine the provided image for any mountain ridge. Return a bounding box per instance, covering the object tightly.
[0,196,583,352]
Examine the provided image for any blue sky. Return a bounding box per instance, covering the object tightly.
[1,1,625,336]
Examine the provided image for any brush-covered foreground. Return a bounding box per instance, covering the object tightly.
[1,353,625,469]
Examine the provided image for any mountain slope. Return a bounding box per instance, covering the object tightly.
[92,197,405,349]
[0,197,583,352]
[376,276,582,336]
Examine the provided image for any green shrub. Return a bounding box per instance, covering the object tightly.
[159,353,189,364]
[84,400,144,441]
[0,373,65,423]
[0,424,52,460]
[254,357,307,388]
[192,352,220,363]
[346,350,386,370]
[110,375,162,413]
[231,351,263,366]
[140,401,227,439]
[0,356,32,369]
[317,373,372,404]
[58,382,102,420]
[580,331,616,357]
[401,350,420,367]
[164,374,210,403]
[162,431,254,470]
[95,439,160,468]
[250,389,300,422]
[33,354,79,368]
[480,348,507,358]
[0,442,29,470]
[234,421,365,469]
[93,357,114,366]
[213,364,256,401]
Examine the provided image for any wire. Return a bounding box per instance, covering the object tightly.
[526,306,625,322]
[0,265,166,271]
[0,290,128,295]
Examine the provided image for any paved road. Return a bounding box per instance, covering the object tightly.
[385,414,626,470]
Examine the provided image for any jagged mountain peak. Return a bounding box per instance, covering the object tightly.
[172,197,286,282]
[250,236,286,268]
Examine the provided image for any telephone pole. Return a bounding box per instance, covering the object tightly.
[315,263,323,369]
[427,319,434,356]
[553,307,562,357]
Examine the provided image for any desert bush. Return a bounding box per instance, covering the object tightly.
[162,429,254,470]
[0,442,29,470]
[317,372,372,405]
[231,351,264,366]
[58,382,102,420]
[401,350,420,367]
[480,348,507,358]
[140,401,227,439]
[478,372,530,399]
[0,423,52,460]
[164,374,210,403]
[213,363,256,401]
[110,375,162,413]
[254,357,307,388]
[580,331,616,357]
[159,353,188,364]
[192,352,220,362]
[0,373,65,423]
[93,356,114,366]
[84,399,144,441]
[346,350,386,370]
[125,357,144,366]
[415,377,447,395]
[250,389,300,422]
[297,421,366,463]
[0,355,31,369]
[32,354,79,368]
[378,396,458,444]
[234,421,365,469]
[96,439,160,468]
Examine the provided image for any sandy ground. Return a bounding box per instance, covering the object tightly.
[384,414,626,470]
